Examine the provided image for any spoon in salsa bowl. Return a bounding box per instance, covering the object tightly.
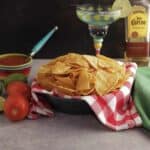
[0,26,58,78]
[30,26,58,57]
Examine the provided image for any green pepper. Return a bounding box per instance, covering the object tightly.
[3,73,27,87]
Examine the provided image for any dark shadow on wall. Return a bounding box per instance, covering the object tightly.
[0,0,125,58]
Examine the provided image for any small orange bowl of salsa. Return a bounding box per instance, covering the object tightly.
[0,53,32,79]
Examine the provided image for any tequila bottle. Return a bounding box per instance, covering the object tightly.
[125,0,150,66]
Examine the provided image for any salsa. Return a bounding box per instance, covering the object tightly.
[0,55,28,66]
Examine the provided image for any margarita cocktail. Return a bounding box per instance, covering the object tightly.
[76,4,121,55]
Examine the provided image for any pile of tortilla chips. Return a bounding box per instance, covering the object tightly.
[36,53,131,96]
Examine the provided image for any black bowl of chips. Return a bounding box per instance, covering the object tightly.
[38,93,93,115]
[35,53,130,115]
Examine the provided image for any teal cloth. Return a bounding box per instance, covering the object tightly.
[132,67,150,130]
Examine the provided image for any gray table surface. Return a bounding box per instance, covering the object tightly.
[0,59,149,150]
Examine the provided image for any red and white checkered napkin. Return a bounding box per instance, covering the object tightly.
[28,62,142,131]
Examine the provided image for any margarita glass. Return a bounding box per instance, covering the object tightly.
[76,4,121,55]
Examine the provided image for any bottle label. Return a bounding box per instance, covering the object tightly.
[128,6,148,40]
[126,42,149,57]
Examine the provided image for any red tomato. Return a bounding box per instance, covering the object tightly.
[4,94,29,121]
[6,81,31,99]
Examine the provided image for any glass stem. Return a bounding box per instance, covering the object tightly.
[94,38,103,55]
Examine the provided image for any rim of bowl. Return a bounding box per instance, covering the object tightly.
[76,3,121,16]
[0,53,32,69]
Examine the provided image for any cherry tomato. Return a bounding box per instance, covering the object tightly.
[6,81,31,99]
[4,94,29,121]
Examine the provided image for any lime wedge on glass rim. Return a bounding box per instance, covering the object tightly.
[112,0,132,18]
